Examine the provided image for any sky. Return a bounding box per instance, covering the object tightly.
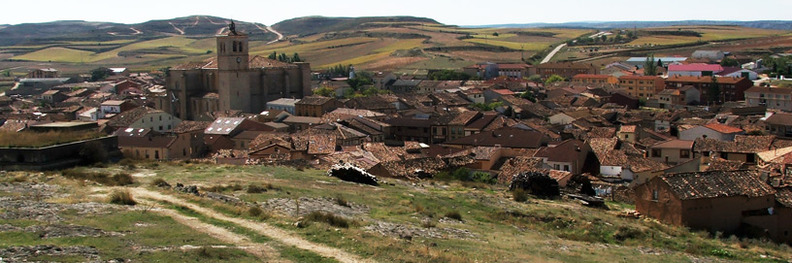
[2,0,791,26]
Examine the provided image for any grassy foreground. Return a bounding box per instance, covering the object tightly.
[2,162,792,262]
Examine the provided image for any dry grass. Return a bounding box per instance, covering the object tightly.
[108,190,136,206]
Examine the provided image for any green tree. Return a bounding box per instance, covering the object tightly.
[313,87,335,97]
[90,67,110,81]
[268,51,277,60]
[428,70,471,80]
[708,76,721,104]
[527,74,542,83]
[644,54,658,76]
[720,57,739,67]
[292,53,302,62]
[347,71,373,91]
[520,90,537,102]
[544,74,565,84]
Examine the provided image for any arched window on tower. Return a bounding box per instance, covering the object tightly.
[232,41,237,52]
[239,42,243,52]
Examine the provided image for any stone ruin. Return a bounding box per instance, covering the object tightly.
[509,171,560,198]
[327,163,379,186]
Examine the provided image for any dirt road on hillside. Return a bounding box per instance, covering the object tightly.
[128,187,373,263]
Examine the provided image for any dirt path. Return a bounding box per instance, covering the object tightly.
[129,187,374,263]
[136,199,287,262]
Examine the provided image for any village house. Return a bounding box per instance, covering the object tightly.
[106,106,182,133]
[204,117,273,151]
[533,139,597,175]
[40,90,68,103]
[634,170,777,237]
[295,96,340,117]
[649,139,695,165]
[764,112,792,138]
[27,68,59,79]
[745,86,792,112]
[100,100,137,116]
[116,128,191,160]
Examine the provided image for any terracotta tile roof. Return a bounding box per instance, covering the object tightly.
[534,139,589,163]
[448,111,481,126]
[496,156,546,184]
[659,170,775,200]
[588,137,618,155]
[619,125,637,133]
[703,157,745,172]
[775,188,792,208]
[766,112,792,126]
[296,96,334,106]
[745,86,792,95]
[573,74,611,79]
[171,121,211,134]
[588,127,616,138]
[618,75,662,81]
[703,123,743,134]
[445,127,545,148]
[106,106,163,128]
[653,139,694,149]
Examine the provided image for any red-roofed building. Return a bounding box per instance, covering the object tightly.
[533,62,599,80]
[665,76,752,104]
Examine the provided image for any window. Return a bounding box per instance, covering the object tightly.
[680,149,690,158]
[652,190,659,201]
[563,165,570,172]
[651,149,661,157]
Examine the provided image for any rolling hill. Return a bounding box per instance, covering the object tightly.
[1,16,791,75]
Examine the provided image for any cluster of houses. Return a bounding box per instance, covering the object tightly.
[4,44,792,243]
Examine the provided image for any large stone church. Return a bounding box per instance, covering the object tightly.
[159,23,311,121]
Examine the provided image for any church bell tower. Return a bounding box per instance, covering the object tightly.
[216,21,252,113]
[216,21,249,71]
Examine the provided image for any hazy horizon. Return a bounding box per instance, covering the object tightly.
[3,0,790,26]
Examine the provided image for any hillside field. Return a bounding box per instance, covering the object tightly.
[1,162,791,262]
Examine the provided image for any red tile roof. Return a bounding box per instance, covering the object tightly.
[666,75,747,84]
[703,123,743,134]
[573,74,610,79]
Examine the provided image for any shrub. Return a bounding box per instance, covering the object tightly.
[248,206,263,217]
[336,195,350,207]
[246,184,267,193]
[151,178,171,188]
[512,188,528,202]
[421,218,436,228]
[62,170,134,186]
[445,210,463,221]
[109,190,136,206]
[305,211,350,228]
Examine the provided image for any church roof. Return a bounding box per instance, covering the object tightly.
[173,55,297,70]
